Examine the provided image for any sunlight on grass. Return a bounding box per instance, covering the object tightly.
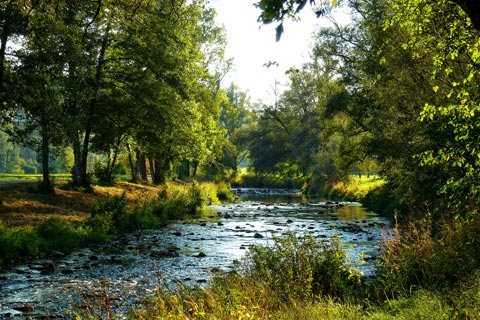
[328,175,385,201]
[0,173,71,181]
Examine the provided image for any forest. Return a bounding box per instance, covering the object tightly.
[2,0,480,318]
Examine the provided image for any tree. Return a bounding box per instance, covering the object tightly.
[385,0,480,215]
[248,63,341,188]
[1,0,228,188]
[309,0,455,211]
[102,0,226,184]
[217,83,255,177]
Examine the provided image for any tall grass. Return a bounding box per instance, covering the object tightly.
[327,175,385,201]
[153,181,224,220]
[0,221,41,265]
[374,213,480,299]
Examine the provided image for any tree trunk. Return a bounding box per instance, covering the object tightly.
[177,160,190,179]
[71,135,83,186]
[127,144,138,183]
[79,24,109,188]
[149,153,170,185]
[148,156,156,184]
[153,157,164,184]
[192,160,199,177]
[40,129,52,193]
[136,150,148,182]
[0,6,10,86]
[109,137,121,179]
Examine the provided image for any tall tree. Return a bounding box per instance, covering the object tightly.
[218,83,255,176]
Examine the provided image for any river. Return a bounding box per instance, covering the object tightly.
[0,194,390,319]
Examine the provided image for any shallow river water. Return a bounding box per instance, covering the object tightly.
[0,195,390,319]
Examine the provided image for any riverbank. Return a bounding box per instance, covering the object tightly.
[0,181,230,267]
[325,176,402,217]
[0,181,159,227]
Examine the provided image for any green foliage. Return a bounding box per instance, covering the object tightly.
[248,64,335,183]
[0,221,41,265]
[84,193,159,241]
[129,233,367,319]
[124,205,161,232]
[89,193,128,233]
[368,290,452,320]
[37,216,84,252]
[375,214,480,298]
[237,172,304,189]
[93,162,116,187]
[244,233,363,303]
[362,184,403,217]
[382,0,480,216]
[1,0,228,189]
[327,176,385,202]
[217,83,255,178]
[215,182,235,201]
[447,271,480,319]
[87,192,159,238]
[154,182,221,220]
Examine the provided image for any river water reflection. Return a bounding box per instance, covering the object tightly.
[0,195,391,318]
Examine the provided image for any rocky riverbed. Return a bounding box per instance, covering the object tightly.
[0,198,390,319]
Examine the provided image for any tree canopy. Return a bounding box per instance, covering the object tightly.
[1,0,228,189]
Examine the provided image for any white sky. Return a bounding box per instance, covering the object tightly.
[210,0,346,104]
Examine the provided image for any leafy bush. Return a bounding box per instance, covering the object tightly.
[37,216,85,252]
[196,182,221,206]
[243,233,362,304]
[0,221,41,265]
[154,182,221,219]
[89,193,128,233]
[86,193,160,237]
[93,162,116,186]
[130,233,365,319]
[215,182,235,201]
[123,205,160,232]
[363,184,403,218]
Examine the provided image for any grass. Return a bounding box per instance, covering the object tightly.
[0,173,71,181]
[327,175,385,201]
[0,181,160,227]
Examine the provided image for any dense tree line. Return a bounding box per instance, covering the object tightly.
[252,0,480,217]
[0,0,229,191]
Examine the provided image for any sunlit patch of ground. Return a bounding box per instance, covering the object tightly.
[0,181,161,227]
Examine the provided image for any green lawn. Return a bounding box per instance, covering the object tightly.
[0,173,71,181]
